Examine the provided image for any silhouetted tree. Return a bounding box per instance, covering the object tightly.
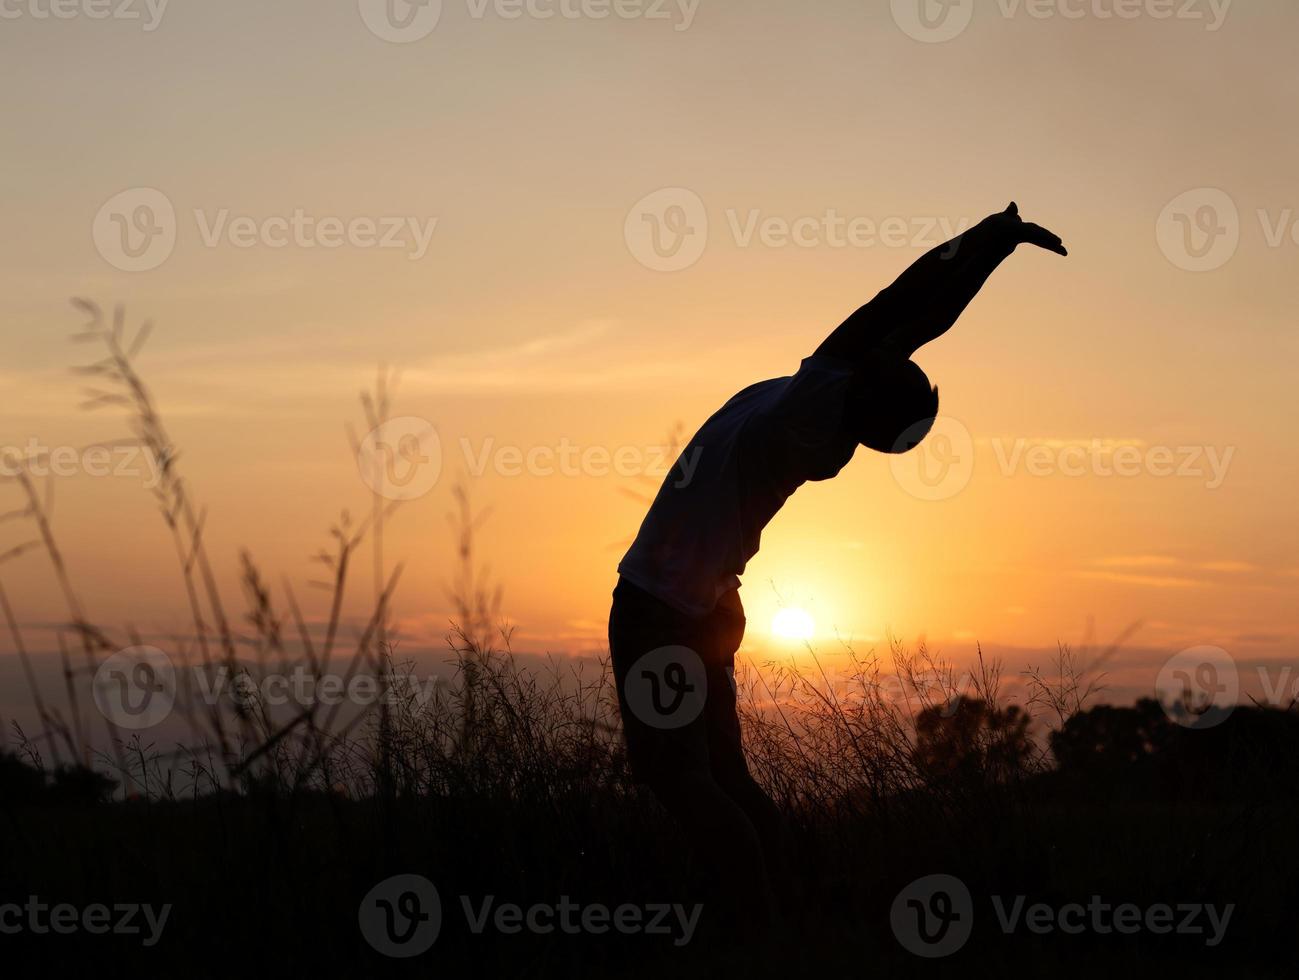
[1051,700,1299,802]
[1050,698,1173,774]
[914,699,1033,784]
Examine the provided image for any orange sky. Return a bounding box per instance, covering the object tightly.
[1,1,1296,708]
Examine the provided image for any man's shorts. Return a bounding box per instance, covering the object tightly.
[608,577,747,787]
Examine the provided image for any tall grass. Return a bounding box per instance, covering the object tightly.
[0,300,1105,812]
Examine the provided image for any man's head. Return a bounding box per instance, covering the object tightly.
[842,354,939,454]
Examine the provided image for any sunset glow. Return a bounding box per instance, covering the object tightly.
[0,2,1295,715]
[772,608,816,643]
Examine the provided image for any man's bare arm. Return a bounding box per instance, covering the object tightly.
[816,203,1067,363]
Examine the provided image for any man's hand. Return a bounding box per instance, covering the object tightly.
[816,200,1068,362]
[980,201,1068,256]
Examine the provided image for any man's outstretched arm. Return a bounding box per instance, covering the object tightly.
[816,203,1067,362]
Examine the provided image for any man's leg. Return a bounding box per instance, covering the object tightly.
[701,590,789,917]
[609,581,775,932]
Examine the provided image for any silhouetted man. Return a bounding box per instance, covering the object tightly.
[609,203,1067,928]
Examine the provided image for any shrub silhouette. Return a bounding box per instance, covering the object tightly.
[1051,699,1299,801]
[1050,698,1174,774]
[914,698,1033,784]
[0,751,116,805]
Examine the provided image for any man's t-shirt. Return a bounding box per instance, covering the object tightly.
[617,355,859,617]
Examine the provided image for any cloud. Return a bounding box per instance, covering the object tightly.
[1093,555,1180,569]
[1197,560,1257,574]
[1234,632,1289,645]
[1080,553,1283,592]
[981,436,1146,450]
[400,320,728,394]
[1078,570,1202,589]
[5,317,734,423]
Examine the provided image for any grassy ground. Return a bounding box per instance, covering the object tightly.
[3,644,1297,978]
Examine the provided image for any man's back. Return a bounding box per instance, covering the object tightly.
[617,355,859,617]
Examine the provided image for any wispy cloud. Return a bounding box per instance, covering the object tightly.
[1197,560,1257,574]
[4,318,739,422]
[1079,570,1202,589]
[981,436,1146,450]
[1094,555,1179,569]
[1083,556,1277,591]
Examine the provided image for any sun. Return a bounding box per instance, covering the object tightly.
[771,607,816,642]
